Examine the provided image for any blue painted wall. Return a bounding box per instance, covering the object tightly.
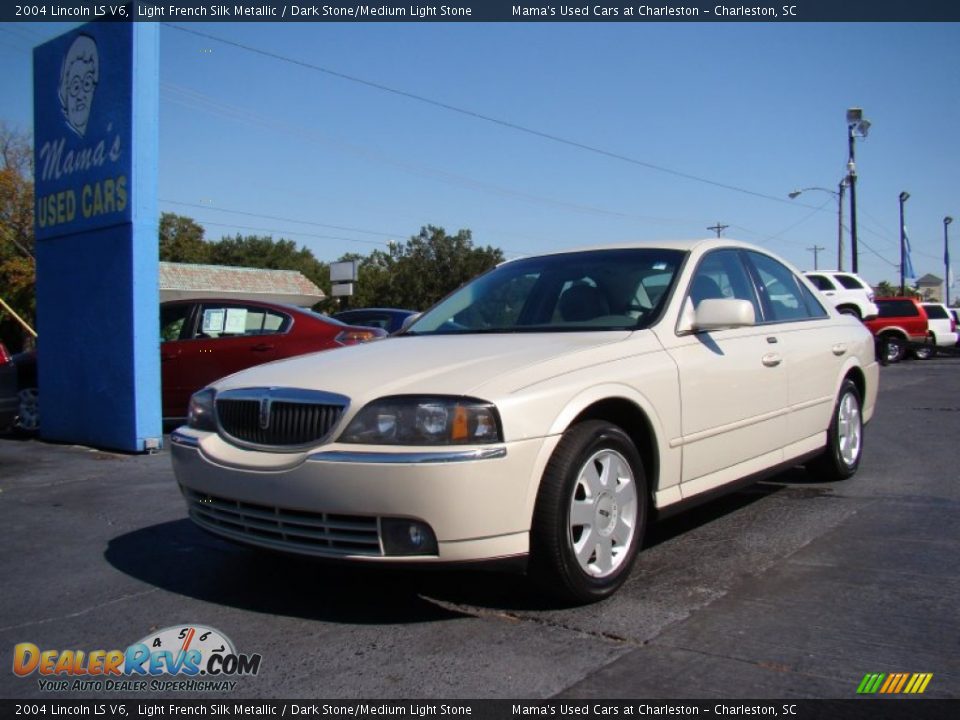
[33,24,161,452]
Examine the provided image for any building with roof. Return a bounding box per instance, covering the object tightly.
[159,262,325,307]
[915,273,943,302]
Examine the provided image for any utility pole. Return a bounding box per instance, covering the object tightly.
[945,216,953,306]
[707,222,729,238]
[807,245,826,271]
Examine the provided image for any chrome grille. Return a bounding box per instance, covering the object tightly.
[214,387,348,450]
[183,488,383,557]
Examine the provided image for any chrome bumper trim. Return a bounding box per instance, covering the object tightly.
[170,430,201,448]
[307,447,507,464]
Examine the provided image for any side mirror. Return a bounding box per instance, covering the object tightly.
[398,313,422,334]
[678,298,756,333]
[694,299,755,330]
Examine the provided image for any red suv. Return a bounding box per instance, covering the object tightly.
[863,297,930,363]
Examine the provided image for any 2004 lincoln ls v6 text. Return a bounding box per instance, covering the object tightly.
[170,239,879,603]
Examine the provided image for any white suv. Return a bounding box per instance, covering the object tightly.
[915,303,958,358]
[804,271,879,320]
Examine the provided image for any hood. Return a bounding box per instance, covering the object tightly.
[211,332,637,405]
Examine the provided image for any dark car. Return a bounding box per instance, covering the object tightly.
[3,301,386,433]
[0,345,38,433]
[332,308,418,335]
[0,344,20,430]
[160,299,386,420]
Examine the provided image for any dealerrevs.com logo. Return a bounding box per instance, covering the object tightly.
[13,625,262,693]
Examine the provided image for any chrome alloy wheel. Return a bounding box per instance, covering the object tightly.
[16,387,39,432]
[568,448,638,578]
[837,390,862,468]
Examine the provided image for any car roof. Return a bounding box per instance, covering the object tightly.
[502,238,771,262]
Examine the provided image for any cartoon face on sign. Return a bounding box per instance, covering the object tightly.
[58,34,99,138]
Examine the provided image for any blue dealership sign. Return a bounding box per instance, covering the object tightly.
[35,27,134,238]
[34,22,161,452]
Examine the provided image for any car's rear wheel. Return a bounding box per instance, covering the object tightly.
[530,420,646,604]
[882,335,906,363]
[15,387,39,433]
[809,379,862,481]
[837,306,861,319]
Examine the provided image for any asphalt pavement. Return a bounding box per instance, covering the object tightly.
[0,357,958,700]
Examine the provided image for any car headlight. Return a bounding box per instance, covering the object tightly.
[187,388,217,432]
[339,396,502,445]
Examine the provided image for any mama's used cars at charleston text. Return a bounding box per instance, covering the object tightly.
[171,240,879,603]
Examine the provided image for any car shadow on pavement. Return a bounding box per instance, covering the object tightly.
[104,519,474,625]
[105,467,831,617]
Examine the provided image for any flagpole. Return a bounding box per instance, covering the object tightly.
[899,192,910,296]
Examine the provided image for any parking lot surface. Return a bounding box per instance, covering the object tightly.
[1,358,958,699]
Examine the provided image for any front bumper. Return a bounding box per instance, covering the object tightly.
[170,429,554,564]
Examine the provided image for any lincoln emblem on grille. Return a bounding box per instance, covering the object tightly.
[258,396,272,429]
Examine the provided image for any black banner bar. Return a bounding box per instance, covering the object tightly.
[0,700,958,720]
[6,1,960,23]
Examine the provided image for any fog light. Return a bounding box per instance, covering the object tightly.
[381,518,438,556]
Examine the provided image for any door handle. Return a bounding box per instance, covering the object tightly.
[832,343,847,356]
[251,343,275,352]
[761,353,782,367]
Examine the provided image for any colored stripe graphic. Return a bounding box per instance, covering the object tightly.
[857,673,885,694]
[857,672,932,694]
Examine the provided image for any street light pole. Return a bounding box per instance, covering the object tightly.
[846,108,871,274]
[946,216,954,306]
[899,192,910,296]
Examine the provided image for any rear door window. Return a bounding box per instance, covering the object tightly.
[198,305,290,338]
[806,274,835,291]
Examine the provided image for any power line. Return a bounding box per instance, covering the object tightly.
[164,24,803,207]
[161,200,403,239]
[159,82,688,225]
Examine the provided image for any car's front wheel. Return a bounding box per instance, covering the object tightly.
[809,379,862,481]
[913,344,935,360]
[530,420,646,604]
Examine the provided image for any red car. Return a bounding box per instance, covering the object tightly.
[160,299,385,420]
[863,297,930,363]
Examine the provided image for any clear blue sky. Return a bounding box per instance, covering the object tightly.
[2,21,959,287]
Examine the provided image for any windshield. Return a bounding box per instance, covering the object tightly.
[407,248,686,335]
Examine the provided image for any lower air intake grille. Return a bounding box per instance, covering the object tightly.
[183,488,383,557]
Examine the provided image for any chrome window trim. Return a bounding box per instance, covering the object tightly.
[307,447,507,464]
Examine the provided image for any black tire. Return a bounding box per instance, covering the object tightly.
[838,306,861,319]
[882,335,906,363]
[530,420,647,604]
[808,379,863,482]
[912,344,935,360]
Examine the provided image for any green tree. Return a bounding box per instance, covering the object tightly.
[344,226,502,311]
[207,234,330,298]
[0,123,36,350]
[159,212,210,263]
[874,280,897,297]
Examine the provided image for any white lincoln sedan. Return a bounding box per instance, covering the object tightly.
[171,240,879,603]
